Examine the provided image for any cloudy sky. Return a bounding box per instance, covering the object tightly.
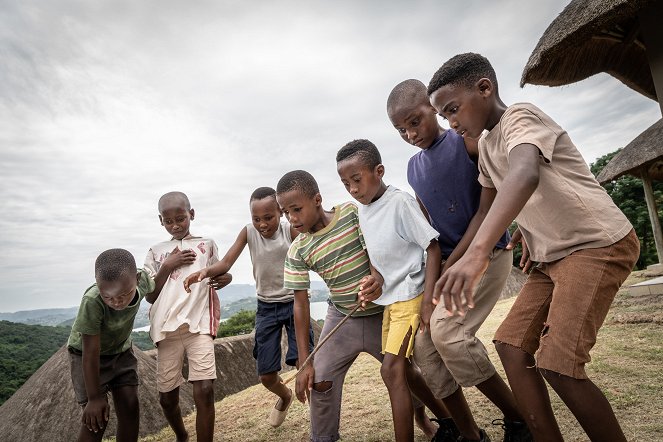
[1,0,659,312]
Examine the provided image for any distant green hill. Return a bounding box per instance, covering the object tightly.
[0,321,71,405]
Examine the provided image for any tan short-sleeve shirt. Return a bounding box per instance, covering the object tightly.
[478,103,632,263]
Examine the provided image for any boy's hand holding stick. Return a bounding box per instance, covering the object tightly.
[282,273,380,386]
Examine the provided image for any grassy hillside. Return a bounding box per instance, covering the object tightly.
[0,321,71,405]
[139,270,663,441]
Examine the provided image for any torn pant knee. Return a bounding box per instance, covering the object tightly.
[313,380,332,393]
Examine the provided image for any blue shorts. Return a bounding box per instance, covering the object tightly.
[253,299,314,375]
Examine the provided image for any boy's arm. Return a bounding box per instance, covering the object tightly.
[505,225,534,273]
[184,227,248,292]
[357,262,384,308]
[434,144,540,315]
[81,333,109,433]
[293,289,313,403]
[146,247,197,303]
[419,239,442,333]
[441,186,497,274]
[415,195,431,223]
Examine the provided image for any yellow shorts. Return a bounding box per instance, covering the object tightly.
[382,294,422,358]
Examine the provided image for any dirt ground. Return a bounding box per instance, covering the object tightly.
[138,270,663,441]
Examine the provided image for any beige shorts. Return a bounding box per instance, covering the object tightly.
[156,324,216,393]
[413,247,512,398]
[382,294,422,358]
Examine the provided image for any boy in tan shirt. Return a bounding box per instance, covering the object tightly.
[427,53,638,442]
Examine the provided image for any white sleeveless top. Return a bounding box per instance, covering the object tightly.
[246,220,294,302]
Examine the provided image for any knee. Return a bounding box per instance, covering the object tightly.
[380,360,405,387]
[194,380,215,404]
[159,391,179,411]
[312,380,332,393]
[259,373,278,388]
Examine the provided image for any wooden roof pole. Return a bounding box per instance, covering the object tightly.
[641,168,663,263]
[639,1,663,115]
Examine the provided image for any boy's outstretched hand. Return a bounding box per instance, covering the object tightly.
[295,364,314,404]
[506,227,533,273]
[82,396,109,434]
[433,249,488,316]
[357,272,383,308]
[183,268,208,293]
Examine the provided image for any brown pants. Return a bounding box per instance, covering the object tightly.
[494,230,639,379]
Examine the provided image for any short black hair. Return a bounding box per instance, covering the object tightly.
[276,170,319,198]
[250,187,276,202]
[428,53,498,96]
[336,139,382,170]
[95,248,136,282]
[158,191,191,212]
[387,79,428,115]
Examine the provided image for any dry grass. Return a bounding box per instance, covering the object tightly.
[138,270,663,441]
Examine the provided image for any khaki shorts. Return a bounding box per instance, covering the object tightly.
[157,324,216,392]
[494,229,639,379]
[382,294,422,358]
[414,247,511,398]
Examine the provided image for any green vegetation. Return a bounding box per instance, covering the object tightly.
[216,310,256,338]
[0,320,70,405]
[591,150,663,269]
[131,331,155,351]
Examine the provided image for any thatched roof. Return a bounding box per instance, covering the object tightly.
[0,321,323,442]
[596,118,663,183]
[521,0,658,100]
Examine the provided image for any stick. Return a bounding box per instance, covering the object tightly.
[281,302,362,386]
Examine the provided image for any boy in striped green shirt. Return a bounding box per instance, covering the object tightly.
[277,170,451,442]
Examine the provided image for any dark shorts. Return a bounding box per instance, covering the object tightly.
[494,229,639,379]
[253,299,314,375]
[68,346,139,405]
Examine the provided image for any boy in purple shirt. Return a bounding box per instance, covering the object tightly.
[387,79,530,442]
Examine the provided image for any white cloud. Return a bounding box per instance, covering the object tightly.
[0,0,659,311]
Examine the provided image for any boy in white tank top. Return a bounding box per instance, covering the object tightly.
[184,187,313,428]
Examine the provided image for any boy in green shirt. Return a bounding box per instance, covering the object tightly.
[67,248,155,442]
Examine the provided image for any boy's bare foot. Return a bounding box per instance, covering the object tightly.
[414,408,437,439]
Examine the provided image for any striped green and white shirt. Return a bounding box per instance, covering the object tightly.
[284,202,383,317]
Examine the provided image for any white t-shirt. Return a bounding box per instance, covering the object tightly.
[358,185,439,305]
[144,235,220,343]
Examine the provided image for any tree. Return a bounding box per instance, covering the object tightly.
[590,149,663,269]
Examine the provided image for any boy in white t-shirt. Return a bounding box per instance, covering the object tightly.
[336,139,451,442]
[144,191,229,442]
[184,187,313,428]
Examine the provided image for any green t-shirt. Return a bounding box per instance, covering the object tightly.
[67,269,155,355]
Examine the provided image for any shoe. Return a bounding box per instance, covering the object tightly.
[268,389,293,428]
[456,428,490,442]
[430,417,460,442]
[492,418,533,442]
